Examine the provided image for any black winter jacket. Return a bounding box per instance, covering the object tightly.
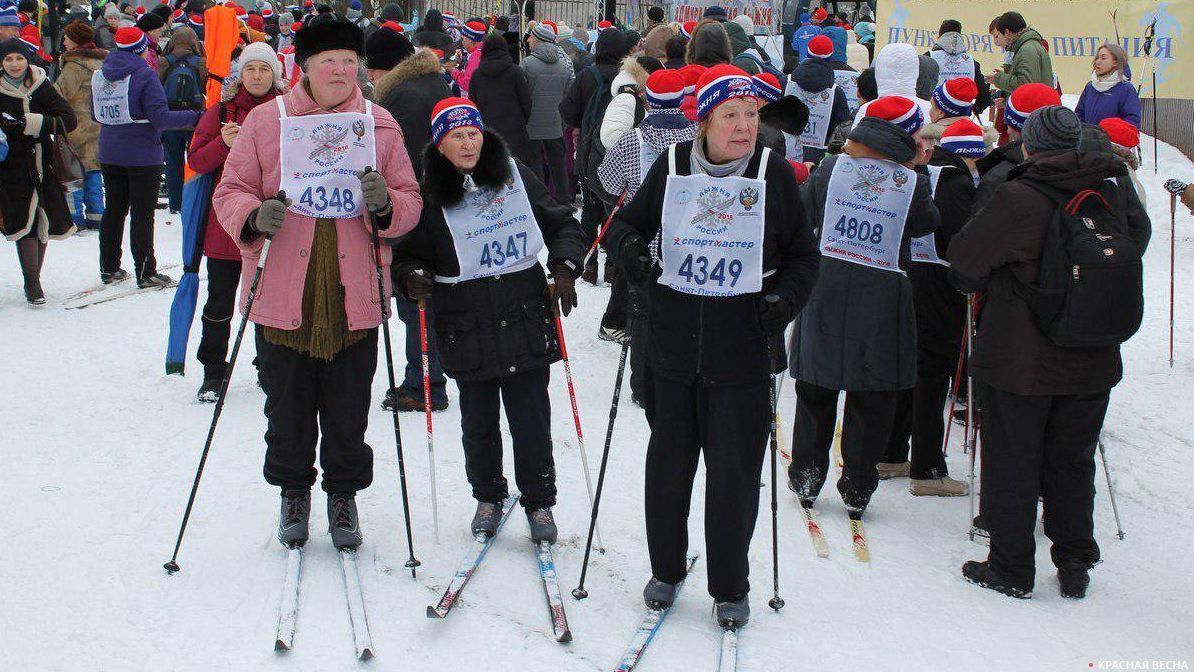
[372,49,452,178]
[412,10,455,52]
[391,132,586,382]
[559,29,625,165]
[787,58,852,165]
[469,38,538,172]
[606,141,821,385]
[790,145,941,391]
[973,139,1024,213]
[947,151,1151,396]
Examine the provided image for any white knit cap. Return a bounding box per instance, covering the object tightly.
[238,41,283,83]
[732,14,753,34]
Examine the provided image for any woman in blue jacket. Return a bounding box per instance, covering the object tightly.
[1075,43,1141,128]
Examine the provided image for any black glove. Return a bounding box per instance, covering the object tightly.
[405,268,434,300]
[549,262,578,317]
[0,113,24,132]
[757,293,794,331]
[619,234,652,286]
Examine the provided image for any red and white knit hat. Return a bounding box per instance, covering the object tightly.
[932,77,978,118]
[459,19,487,41]
[940,118,987,157]
[1005,83,1061,131]
[695,64,758,121]
[752,72,782,104]
[1099,117,1140,149]
[865,95,924,136]
[678,64,705,95]
[114,26,148,53]
[431,97,484,145]
[645,69,685,110]
[680,20,696,39]
[597,19,612,29]
[806,35,833,59]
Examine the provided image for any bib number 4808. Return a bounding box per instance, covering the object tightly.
[676,254,743,287]
[833,215,884,244]
[299,186,356,213]
[479,232,529,269]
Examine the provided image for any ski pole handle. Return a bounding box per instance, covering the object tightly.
[1164,179,1189,196]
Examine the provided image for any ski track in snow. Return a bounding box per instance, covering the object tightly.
[2,132,1193,671]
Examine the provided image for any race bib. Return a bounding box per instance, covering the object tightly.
[833,69,860,112]
[910,165,948,266]
[636,129,661,180]
[820,156,915,272]
[439,160,545,283]
[278,98,376,219]
[785,81,837,151]
[91,71,148,126]
[658,147,769,297]
[783,132,804,163]
[930,50,976,88]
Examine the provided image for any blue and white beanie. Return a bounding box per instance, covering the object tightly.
[695,64,758,122]
[0,2,20,27]
[940,119,987,157]
[431,97,484,146]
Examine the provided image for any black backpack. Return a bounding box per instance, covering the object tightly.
[1014,178,1144,348]
[577,65,612,180]
[163,55,204,111]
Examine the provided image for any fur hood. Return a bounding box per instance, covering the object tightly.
[760,95,810,136]
[60,48,109,68]
[372,49,442,104]
[610,55,649,94]
[920,116,999,149]
[421,129,513,206]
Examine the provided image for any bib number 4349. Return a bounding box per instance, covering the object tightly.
[299,186,356,214]
[676,254,743,288]
[479,232,530,269]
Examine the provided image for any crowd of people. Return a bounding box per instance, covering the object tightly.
[1,0,1185,629]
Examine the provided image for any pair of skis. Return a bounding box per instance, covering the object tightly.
[62,264,180,309]
[426,495,571,642]
[274,545,374,660]
[799,504,870,563]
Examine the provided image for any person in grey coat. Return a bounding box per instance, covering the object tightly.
[522,22,572,202]
[788,97,941,517]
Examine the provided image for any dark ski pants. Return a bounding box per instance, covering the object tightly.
[457,367,556,510]
[395,295,448,405]
[541,137,570,204]
[99,163,163,280]
[644,375,770,602]
[257,326,378,494]
[628,287,649,401]
[882,344,957,479]
[980,384,1107,589]
[789,381,899,511]
[197,257,241,382]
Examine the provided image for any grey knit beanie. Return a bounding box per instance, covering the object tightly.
[1022,106,1082,154]
[531,22,557,43]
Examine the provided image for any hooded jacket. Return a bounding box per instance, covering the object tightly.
[596,107,695,202]
[373,48,452,176]
[724,20,760,75]
[685,19,732,67]
[788,57,851,163]
[853,43,932,125]
[990,28,1054,93]
[522,40,573,140]
[927,31,992,115]
[947,150,1150,395]
[790,120,941,391]
[559,28,625,164]
[469,37,537,170]
[412,9,454,52]
[598,55,648,149]
[973,139,1024,213]
[845,30,869,72]
[54,45,108,171]
[95,49,202,166]
[390,131,586,382]
[790,21,821,62]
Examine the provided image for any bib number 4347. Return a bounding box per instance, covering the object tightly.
[479,232,530,270]
[299,186,356,214]
[675,254,743,288]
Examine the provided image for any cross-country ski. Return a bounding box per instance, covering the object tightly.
[273,546,303,651]
[613,556,699,672]
[427,495,518,619]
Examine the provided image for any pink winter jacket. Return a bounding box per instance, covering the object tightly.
[213,82,422,332]
[450,43,482,96]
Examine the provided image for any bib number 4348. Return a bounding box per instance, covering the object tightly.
[299,186,356,214]
[479,232,530,269]
[676,254,743,288]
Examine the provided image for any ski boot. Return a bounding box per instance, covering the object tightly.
[197,379,222,404]
[643,578,679,609]
[327,492,363,549]
[962,560,1031,599]
[137,272,175,289]
[526,507,557,545]
[715,597,750,628]
[278,489,311,547]
[1057,561,1090,599]
[100,269,129,285]
[471,500,502,537]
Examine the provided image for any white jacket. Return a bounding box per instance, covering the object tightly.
[599,57,649,149]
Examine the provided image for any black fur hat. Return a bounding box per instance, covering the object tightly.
[294,15,364,67]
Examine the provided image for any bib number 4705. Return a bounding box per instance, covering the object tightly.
[676,254,743,287]
[833,215,884,244]
[479,232,529,269]
[299,186,356,213]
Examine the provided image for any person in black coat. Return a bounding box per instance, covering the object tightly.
[605,65,820,626]
[468,35,538,174]
[0,40,78,304]
[948,107,1150,600]
[391,99,585,544]
[789,96,940,517]
[411,9,454,53]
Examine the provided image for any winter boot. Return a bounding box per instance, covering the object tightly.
[581,257,599,285]
[714,596,750,628]
[786,466,824,507]
[910,475,969,497]
[971,514,990,538]
[471,500,503,537]
[197,379,222,404]
[100,269,129,284]
[526,507,557,545]
[17,238,46,305]
[877,461,910,480]
[138,272,175,289]
[962,560,1031,599]
[278,489,311,547]
[643,577,679,609]
[327,492,363,549]
[382,387,448,413]
[1057,561,1090,599]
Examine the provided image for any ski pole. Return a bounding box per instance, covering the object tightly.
[163,192,283,575]
[549,281,605,553]
[1165,180,1187,367]
[582,192,626,270]
[765,332,785,612]
[1097,438,1126,540]
[965,295,979,542]
[573,316,632,600]
[942,313,970,458]
[418,298,441,544]
[366,184,421,577]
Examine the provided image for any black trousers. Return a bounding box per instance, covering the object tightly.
[628,287,649,401]
[457,367,556,510]
[789,381,899,510]
[980,384,1107,589]
[644,375,770,602]
[257,326,378,494]
[541,137,569,204]
[99,163,163,279]
[882,347,954,478]
[197,257,242,381]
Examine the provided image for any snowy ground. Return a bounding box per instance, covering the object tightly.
[3,138,1193,672]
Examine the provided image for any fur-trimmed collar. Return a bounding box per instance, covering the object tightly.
[0,64,47,98]
[60,48,109,66]
[760,95,810,136]
[372,49,442,104]
[421,129,513,206]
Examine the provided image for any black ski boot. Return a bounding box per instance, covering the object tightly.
[643,578,679,609]
[100,269,129,285]
[197,379,222,404]
[137,272,175,289]
[278,489,311,547]
[962,560,1031,599]
[1057,561,1090,599]
[715,596,750,628]
[471,500,502,537]
[327,492,363,549]
[526,507,557,545]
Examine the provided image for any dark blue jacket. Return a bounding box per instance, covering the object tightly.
[1075,80,1142,129]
